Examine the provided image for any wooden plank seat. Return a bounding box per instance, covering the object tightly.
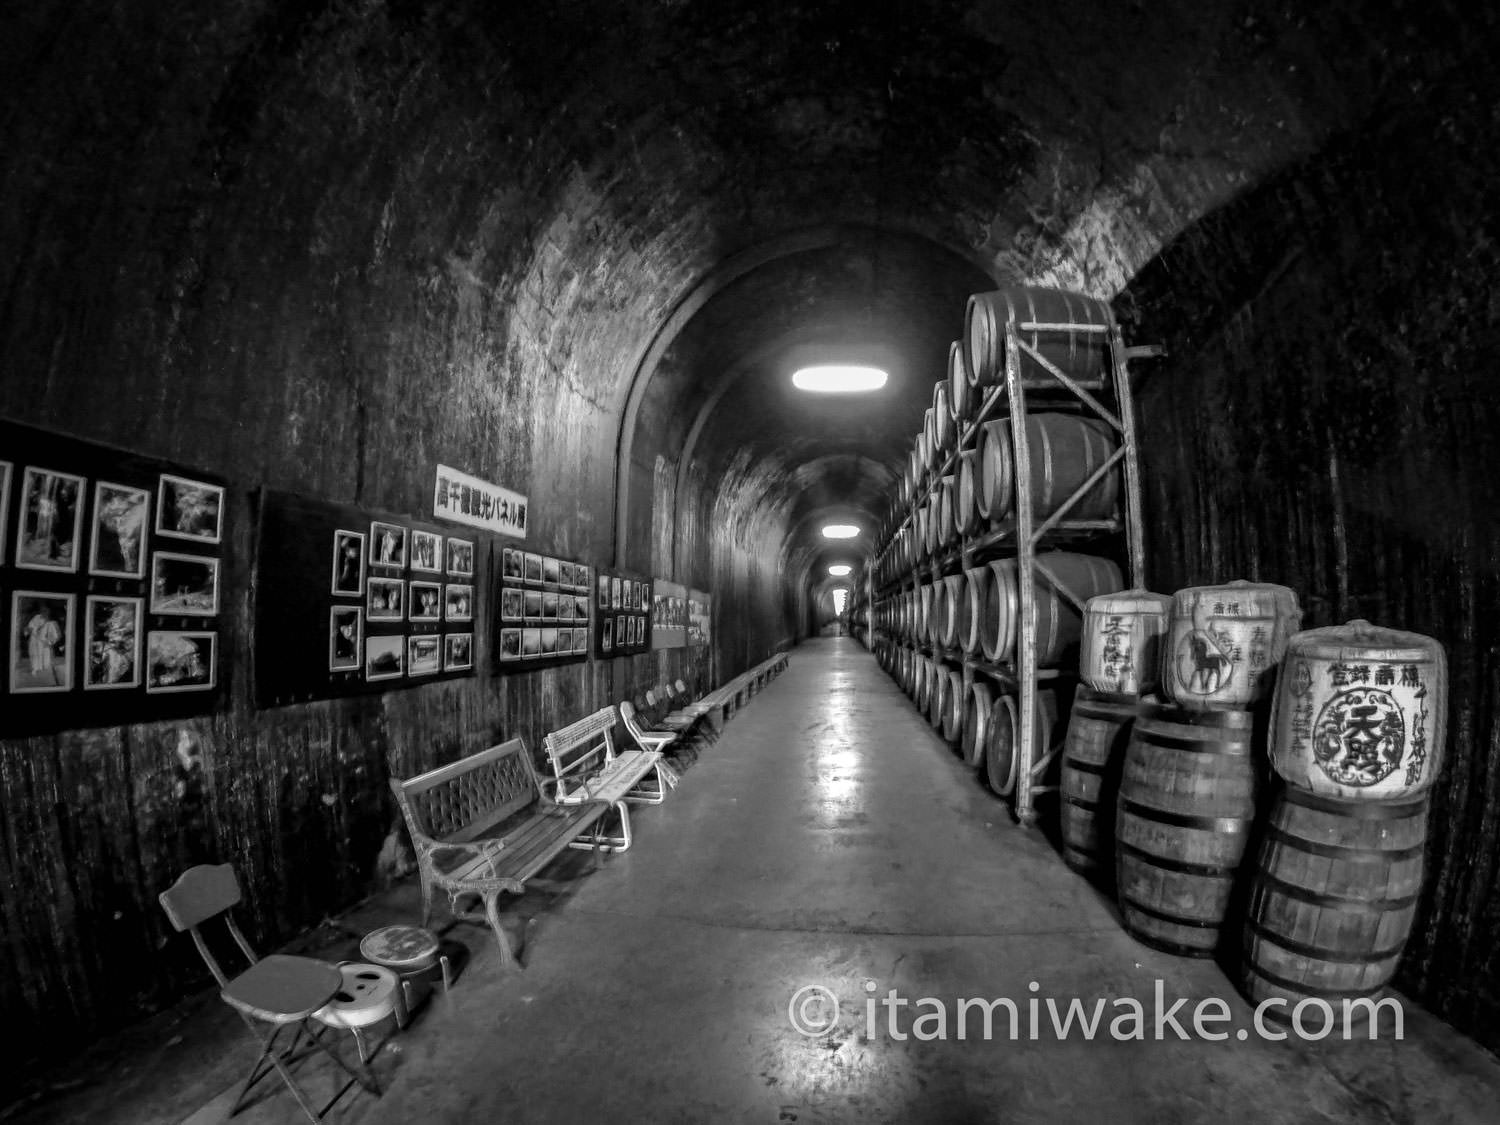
[543,706,666,853]
[390,738,613,971]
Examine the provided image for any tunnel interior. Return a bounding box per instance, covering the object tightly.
[2,0,1499,1085]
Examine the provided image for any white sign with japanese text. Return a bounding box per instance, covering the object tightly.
[433,465,527,539]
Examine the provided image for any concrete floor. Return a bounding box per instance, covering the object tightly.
[13,636,1500,1124]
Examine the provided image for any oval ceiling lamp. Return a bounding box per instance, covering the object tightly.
[828,564,853,577]
[822,524,860,539]
[791,365,888,393]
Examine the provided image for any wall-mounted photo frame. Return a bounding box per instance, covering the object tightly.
[542,556,560,585]
[150,552,221,617]
[365,634,404,681]
[369,521,407,568]
[156,474,224,545]
[367,577,405,621]
[559,597,574,623]
[444,584,473,622]
[611,577,622,609]
[330,529,366,596]
[523,589,543,621]
[542,590,559,621]
[597,573,609,608]
[572,630,587,655]
[329,606,362,672]
[558,561,575,587]
[501,547,522,581]
[15,466,85,572]
[445,633,474,671]
[501,588,523,622]
[85,595,143,690]
[409,581,443,623]
[602,617,614,653]
[11,591,76,693]
[499,628,521,662]
[89,481,150,579]
[410,529,443,574]
[447,538,475,578]
[541,627,558,656]
[408,635,441,677]
[522,628,542,658]
[145,630,216,693]
[523,552,543,585]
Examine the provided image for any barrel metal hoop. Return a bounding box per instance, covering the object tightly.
[1119,798,1251,834]
[1264,824,1427,865]
[1119,893,1222,930]
[1133,730,1253,756]
[1254,870,1421,913]
[1246,919,1409,966]
[1117,840,1242,877]
[1078,687,1140,707]
[1138,703,1256,730]
[1061,794,1098,812]
[1282,787,1429,822]
[1062,755,1107,775]
[1244,962,1396,1003]
[1074,702,1136,723]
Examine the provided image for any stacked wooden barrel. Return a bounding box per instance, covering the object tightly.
[1115,581,1301,957]
[1242,620,1446,1030]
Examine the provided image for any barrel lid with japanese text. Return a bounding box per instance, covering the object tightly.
[1269,620,1447,801]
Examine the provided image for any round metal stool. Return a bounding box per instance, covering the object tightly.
[360,925,452,1026]
[315,963,400,1065]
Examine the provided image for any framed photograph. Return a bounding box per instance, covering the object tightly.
[611,577,622,609]
[145,630,216,693]
[597,573,609,609]
[15,467,85,572]
[561,628,577,652]
[542,590,559,621]
[444,584,474,622]
[577,565,590,593]
[444,632,474,671]
[367,577,405,621]
[559,596,574,622]
[150,552,220,616]
[523,589,543,621]
[447,538,475,578]
[408,635,441,677]
[501,547,522,581]
[498,629,521,663]
[329,606,362,672]
[410,530,443,573]
[409,581,443,623]
[574,595,590,622]
[540,627,558,656]
[501,588,523,622]
[629,616,640,646]
[559,562,576,587]
[602,617,613,654]
[521,628,542,658]
[365,634,404,681]
[572,630,587,655]
[369,521,407,568]
[85,595,143,690]
[542,556,560,585]
[156,474,224,544]
[523,552,543,585]
[89,481,150,579]
[11,591,75,693]
[331,529,366,596]
[0,461,9,560]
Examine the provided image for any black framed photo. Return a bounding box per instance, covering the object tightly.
[329,606,362,671]
[572,629,587,655]
[156,474,224,545]
[367,577,405,621]
[369,522,407,568]
[558,628,574,652]
[408,635,441,676]
[410,530,442,573]
[498,629,520,662]
[331,529,366,596]
[444,584,473,623]
[444,632,473,671]
[409,581,442,623]
[501,547,522,580]
[602,617,613,654]
[540,627,558,656]
[597,573,609,608]
[11,591,75,693]
[611,577,622,609]
[523,552,543,585]
[522,589,543,622]
[501,588,523,622]
[89,481,150,579]
[558,562,575,587]
[365,634,403,681]
[447,538,474,578]
[542,590,559,621]
[576,565,590,593]
[145,630,216,693]
[522,628,541,658]
[542,556,560,585]
[150,552,220,617]
[15,466,85,572]
[573,594,589,620]
[85,595,143,690]
[558,596,574,622]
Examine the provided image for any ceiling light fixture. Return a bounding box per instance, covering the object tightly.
[791,365,888,393]
[828,564,852,577]
[822,524,860,539]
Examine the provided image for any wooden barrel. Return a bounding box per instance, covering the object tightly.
[931,382,955,454]
[1115,701,1261,957]
[963,286,1112,390]
[972,421,1005,520]
[1270,621,1448,802]
[984,688,1061,797]
[938,574,966,649]
[978,552,1124,665]
[957,567,984,655]
[914,655,931,711]
[960,679,994,768]
[1242,788,1427,1031]
[955,449,982,536]
[1079,590,1173,696]
[1163,581,1302,711]
[1060,686,1138,877]
[928,662,950,728]
[935,475,957,550]
[947,341,972,424]
[941,669,965,744]
[977,413,1119,523]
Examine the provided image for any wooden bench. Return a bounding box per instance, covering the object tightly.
[542,707,666,853]
[694,653,789,724]
[390,738,612,970]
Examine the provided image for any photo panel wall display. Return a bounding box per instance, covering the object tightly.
[89,481,150,579]
[494,547,593,670]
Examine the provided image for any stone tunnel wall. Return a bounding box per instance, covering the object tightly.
[1121,67,1500,1050]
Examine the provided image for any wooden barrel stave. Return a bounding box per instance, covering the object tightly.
[1060,687,1138,876]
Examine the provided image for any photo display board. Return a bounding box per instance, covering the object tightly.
[493,546,592,670]
[651,579,687,649]
[688,589,712,648]
[0,417,228,736]
[254,489,478,708]
[595,568,651,658]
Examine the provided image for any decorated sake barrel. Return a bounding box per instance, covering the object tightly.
[978,552,1124,665]
[958,567,985,655]
[928,662,951,728]
[1115,701,1260,957]
[947,340,972,423]
[1060,686,1139,877]
[1242,788,1427,1031]
[955,450,982,536]
[960,679,995,768]
[1270,621,1447,802]
[1163,581,1302,711]
[963,286,1112,389]
[938,574,967,649]
[977,413,1119,523]
[985,688,1061,797]
[941,669,966,744]
[931,382,955,453]
[1079,590,1172,696]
